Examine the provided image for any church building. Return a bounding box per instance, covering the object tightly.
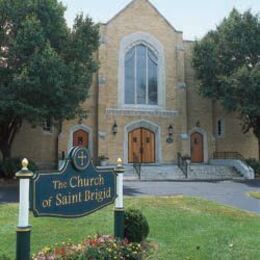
[11,0,258,169]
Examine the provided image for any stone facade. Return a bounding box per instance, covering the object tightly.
[10,0,258,168]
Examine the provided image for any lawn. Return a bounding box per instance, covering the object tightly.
[1,196,260,259]
[248,191,260,199]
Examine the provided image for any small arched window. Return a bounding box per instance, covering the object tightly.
[124,44,158,105]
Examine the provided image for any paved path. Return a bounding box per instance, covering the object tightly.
[1,180,260,214]
[124,180,260,214]
[0,185,18,204]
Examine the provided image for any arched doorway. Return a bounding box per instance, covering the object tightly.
[73,129,89,148]
[128,128,155,163]
[191,132,204,163]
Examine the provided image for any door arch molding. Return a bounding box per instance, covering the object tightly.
[68,124,93,156]
[124,120,161,164]
[189,127,208,163]
[128,128,155,163]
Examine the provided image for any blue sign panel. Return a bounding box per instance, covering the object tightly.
[31,147,116,218]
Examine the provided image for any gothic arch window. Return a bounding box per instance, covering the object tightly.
[119,32,165,108]
[125,44,158,105]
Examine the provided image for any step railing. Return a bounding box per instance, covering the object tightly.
[213,152,245,162]
[133,155,141,180]
[177,153,188,178]
[212,151,254,179]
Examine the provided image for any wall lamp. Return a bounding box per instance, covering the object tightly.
[167,124,174,143]
[196,120,201,128]
[112,121,118,135]
[168,124,173,136]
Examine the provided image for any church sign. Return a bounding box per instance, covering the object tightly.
[31,147,117,218]
[16,148,124,260]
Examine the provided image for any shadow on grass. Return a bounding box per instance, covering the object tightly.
[123,185,144,196]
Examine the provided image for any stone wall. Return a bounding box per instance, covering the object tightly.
[184,41,258,160]
[58,72,99,161]
[97,0,185,163]
[213,102,258,159]
[184,41,215,160]
[12,121,58,169]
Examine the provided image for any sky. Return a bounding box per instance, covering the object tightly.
[60,0,260,40]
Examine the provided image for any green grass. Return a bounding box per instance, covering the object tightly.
[248,191,260,199]
[1,196,260,259]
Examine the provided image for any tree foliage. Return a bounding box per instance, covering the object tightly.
[193,9,260,158]
[0,0,99,160]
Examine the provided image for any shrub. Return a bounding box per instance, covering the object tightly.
[246,158,260,176]
[0,254,11,260]
[124,208,150,243]
[0,157,38,179]
[33,235,145,260]
[98,154,109,160]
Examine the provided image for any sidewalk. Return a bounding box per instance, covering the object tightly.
[124,180,260,214]
[0,178,18,187]
[0,179,19,203]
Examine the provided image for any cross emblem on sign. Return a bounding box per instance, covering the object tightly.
[72,147,90,170]
[77,151,87,166]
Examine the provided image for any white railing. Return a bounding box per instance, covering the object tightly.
[210,159,255,179]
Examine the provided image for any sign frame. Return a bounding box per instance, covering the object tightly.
[30,147,117,219]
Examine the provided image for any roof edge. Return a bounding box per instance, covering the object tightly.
[105,0,138,25]
[184,40,195,43]
[105,0,183,34]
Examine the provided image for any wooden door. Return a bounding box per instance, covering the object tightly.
[142,128,155,163]
[73,129,89,148]
[128,128,155,163]
[128,128,142,163]
[191,132,203,163]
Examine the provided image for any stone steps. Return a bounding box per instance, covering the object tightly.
[124,165,185,180]
[123,164,242,181]
[188,165,241,180]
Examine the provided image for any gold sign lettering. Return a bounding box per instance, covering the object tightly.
[69,175,104,188]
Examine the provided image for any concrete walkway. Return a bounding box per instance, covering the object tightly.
[124,180,260,214]
[1,179,260,214]
[0,181,18,203]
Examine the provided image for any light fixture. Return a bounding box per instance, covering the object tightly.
[112,121,118,135]
[168,125,173,136]
[166,124,174,143]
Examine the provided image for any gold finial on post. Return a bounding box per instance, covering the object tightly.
[21,158,29,170]
[115,157,124,174]
[117,158,122,168]
[16,158,33,178]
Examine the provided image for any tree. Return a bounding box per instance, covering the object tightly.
[193,9,260,159]
[0,0,99,160]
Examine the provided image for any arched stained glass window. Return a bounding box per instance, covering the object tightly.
[125,44,158,105]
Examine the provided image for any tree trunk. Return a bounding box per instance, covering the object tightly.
[258,138,260,161]
[0,118,22,162]
[0,142,11,161]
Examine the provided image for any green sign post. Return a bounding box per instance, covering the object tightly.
[15,147,125,260]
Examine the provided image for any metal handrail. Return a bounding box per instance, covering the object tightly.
[177,153,188,178]
[133,155,141,180]
[213,152,245,162]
